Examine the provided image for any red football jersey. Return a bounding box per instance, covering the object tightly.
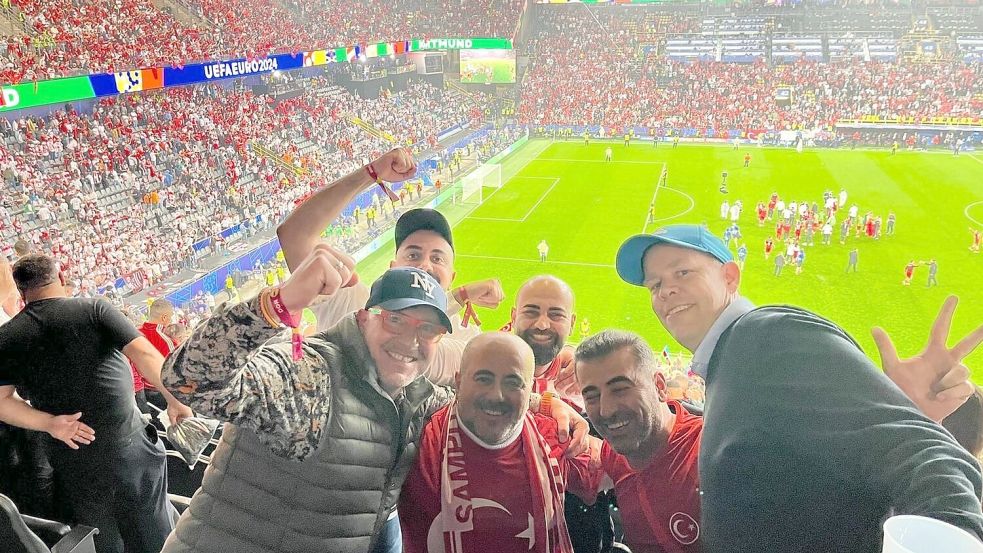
[601,401,703,553]
[401,407,599,553]
[131,322,175,391]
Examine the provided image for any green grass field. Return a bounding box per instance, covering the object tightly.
[460,59,516,84]
[358,139,983,381]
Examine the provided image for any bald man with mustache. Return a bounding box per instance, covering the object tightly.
[400,333,600,553]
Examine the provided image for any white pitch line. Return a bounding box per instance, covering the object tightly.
[466,216,523,222]
[533,157,669,165]
[458,139,559,219]
[457,253,614,269]
[464,176,562,223]
[650,186,696,224]
[966,200,983,227]
[519,177,561,222]
[467,182,506,213]
[642,163,667,233]
[955,157,983,226]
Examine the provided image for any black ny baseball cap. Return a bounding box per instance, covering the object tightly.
[395,209,454,251]
[365,267,453,333]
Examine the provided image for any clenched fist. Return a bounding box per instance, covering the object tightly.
[278,244,358,319]
[456,278,505,310]
[370,148,417,182]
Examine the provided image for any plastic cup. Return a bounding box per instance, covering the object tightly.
[883,515,983,553]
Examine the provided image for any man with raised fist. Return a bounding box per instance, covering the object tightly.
[161,252,588,553]
[277,148,504,388]
[161,254,456,553]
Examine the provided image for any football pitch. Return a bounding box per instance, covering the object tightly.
[358,139,983,381]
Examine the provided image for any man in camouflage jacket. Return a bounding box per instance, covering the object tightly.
[160,246,456,553]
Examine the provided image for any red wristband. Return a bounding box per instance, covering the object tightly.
[270,288,305,361]
[365,163,399,202]
[454,287,481,328]
[269,288,298,328]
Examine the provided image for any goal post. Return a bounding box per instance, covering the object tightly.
[455,163,502,206]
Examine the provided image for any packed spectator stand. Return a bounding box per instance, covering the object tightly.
[519,4,983,134]
[2,1,983,552]
[0,0,981,300]
[0,77,483,298]
[0,0,527,82]
[1,0,982,299]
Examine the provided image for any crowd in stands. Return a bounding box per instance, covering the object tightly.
[287,0,526,46]
[0,1,981,298]
[3,4,983,553]
[0,0,527,82]
[519,8,983,133]
[2,0,217,83]
[0,77,484,297]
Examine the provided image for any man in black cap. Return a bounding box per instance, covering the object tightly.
[161,246,588,553]
[276,148,504,387]
[161,246,455,553]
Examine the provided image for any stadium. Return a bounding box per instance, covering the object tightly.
[1,0,983,552]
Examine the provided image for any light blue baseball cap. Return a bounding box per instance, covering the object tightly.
[616,224,734,286]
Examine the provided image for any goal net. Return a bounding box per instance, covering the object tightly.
[455,163,502,207]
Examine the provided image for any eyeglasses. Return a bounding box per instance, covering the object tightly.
[368,308,447,343]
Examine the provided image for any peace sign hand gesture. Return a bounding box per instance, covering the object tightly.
[873,296,983,423]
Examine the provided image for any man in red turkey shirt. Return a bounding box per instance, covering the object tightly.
[576,313,979,553]
[131,299,175,413]
[576,330,702,553]
[400,333,599,553]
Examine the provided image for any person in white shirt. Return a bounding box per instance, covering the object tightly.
[276,148,509,553]
[538,239,550,262]
[277,148,501,388]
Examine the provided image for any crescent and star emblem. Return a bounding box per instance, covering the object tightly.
[426,498,536,552]
[669,511,699,545]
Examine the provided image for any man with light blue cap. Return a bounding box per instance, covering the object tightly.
[613,223,983,553]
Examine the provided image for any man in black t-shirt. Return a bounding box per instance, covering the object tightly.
[0,254,193,553]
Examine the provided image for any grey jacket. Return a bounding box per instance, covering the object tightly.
[160,298,452,553]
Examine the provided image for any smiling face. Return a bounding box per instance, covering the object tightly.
[512,276,576,368]
[391,230,456,289]
[641,244,740,352]
[577,344,672,467]
[455,333,535,445]
[358,305,441,395]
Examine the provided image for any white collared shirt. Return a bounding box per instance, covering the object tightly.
[689,296,756,379]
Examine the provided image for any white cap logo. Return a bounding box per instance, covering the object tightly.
[409,271,436,299]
